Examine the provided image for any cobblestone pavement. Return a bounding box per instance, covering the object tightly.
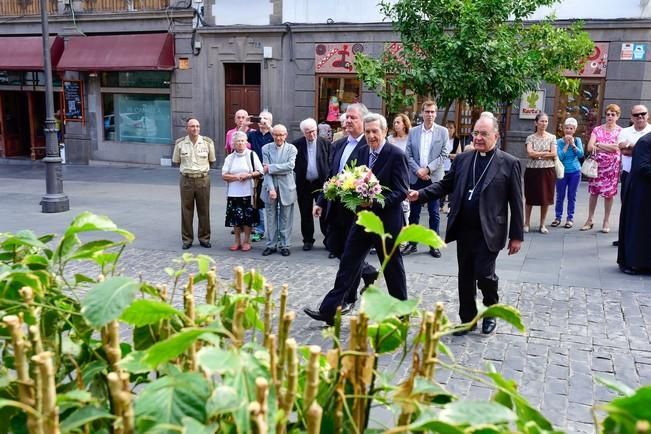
[98,246,650,434]
[2,163,650,433]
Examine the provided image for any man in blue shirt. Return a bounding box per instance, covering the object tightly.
[247,111,273,241]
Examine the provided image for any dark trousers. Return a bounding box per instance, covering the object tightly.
[324,202,354,257]
[620,171,628,203]
[319,224,407,318]
[180,174,211,244]
[409,178,440,237]
[297,180,326,244]
[456,229,499,323]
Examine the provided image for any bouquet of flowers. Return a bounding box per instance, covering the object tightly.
[322,161,387,211]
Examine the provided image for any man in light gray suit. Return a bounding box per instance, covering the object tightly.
[403,100,449,258]
[261,124,298,257]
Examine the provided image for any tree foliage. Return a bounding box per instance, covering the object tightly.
[355,0,595,116]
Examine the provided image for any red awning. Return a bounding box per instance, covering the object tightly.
[57,33,175,71]
[0,36,64,70]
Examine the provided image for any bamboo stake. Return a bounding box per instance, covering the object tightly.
[101,320,121,371]
[277,285,288,334]
[249,402,267,434]
[184,277,198,370]
[427,303,445,379]
[282,339,298,414]
[306,402,323,434]
[303,345,321,410]
[420,312,435,377]
[267,334,279,394]
[353,314,369,431]
[107,372,134,434]
[254,377,269,433]
[263,284,273,347]
[334,376,345,434]
[232,267,246,347]
[276,311,295,386]
[31,352,59,434]
[206,268,217,305]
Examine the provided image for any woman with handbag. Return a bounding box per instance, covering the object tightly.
[524,112,557,234]
[551,117,584,229]
[580,104,622,233]
[222,131,263,252]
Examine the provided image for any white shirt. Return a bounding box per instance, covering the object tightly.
[617,124,651,172]
[306,140,319,181]
[339,134,364,172]
[419,125,434,167]
[222,150,263,197]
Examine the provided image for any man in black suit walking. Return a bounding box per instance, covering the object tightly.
[293,118,331,251]
[408,115,524,335]
[305,113,410,325]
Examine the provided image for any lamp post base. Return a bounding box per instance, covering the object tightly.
[41,194,70,213]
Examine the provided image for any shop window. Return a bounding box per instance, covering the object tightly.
[316,75,361,124]
[102,93,171,144]
[0,71,61,86]
[555,79,604,145]
[100,71,170,88]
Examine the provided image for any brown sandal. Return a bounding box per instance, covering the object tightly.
[564,221,574,228]
[550,219,561,227]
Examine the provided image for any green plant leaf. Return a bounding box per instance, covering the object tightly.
[142,329,208,368]
[602,386,651,421]
[64,212,134,242]
[118,350,150,374]
[479,304,525,332]
[195,254,214,274]
[439,400,517,425]
[595,375,635,396]
[81,276,140,327]
[56,390,94,405]
[196,347,241,375]
[134,372,210,432]
[356,210,385,237]
[67,240,119,261]
[413,378,455,404]
[360,286,418,322]
[181,417,219,434]
[120,299,182,327]
[368,318,406,353]
[60,406,115,433]
[205,385,243,417]
[406,407,465,433]
[395,224,445,250]
[74,273,96,285]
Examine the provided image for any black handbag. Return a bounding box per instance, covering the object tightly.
[250,152,264,209]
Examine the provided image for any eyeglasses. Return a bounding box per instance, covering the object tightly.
[632,112,648,118]
[471,131,492,138]
[605,112,618,117]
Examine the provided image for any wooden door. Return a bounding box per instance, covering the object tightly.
[1,92,30,157]
[225,85,261,121]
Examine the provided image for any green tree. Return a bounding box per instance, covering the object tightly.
[355,0,595,119]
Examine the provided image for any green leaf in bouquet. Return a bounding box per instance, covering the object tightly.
[478,304,525,332]
[134,372,210,432]
[60,406,115,433]
[356,210,386,237]
[120,299,182,327]
[81,276,139,327]
[361,286,418,322]
[395,224,445,250]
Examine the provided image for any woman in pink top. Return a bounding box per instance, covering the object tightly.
[581,104,622,233]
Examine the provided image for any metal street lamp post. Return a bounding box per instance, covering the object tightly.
[40,0,69,213]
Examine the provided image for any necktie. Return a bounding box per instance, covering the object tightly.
[369,151,379,169]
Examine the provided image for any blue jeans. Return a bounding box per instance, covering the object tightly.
[409,178,440,235]
[555,170,581,221]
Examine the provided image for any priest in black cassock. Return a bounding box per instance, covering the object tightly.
[617,131,651,275]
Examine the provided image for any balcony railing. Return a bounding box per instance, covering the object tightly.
[0,0,170,16]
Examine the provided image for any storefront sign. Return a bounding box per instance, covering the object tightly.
[566,42,609,78]
[620,43,647,61]
[315,43,365,73]
[63,80,84,122]
[519,90,545,119]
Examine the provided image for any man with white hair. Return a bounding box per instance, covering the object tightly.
[293,118,331,250]
[408,115,524,336]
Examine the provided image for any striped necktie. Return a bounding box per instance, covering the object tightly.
[369,151,379,169]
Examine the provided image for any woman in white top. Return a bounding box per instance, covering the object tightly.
[222,131,264,251]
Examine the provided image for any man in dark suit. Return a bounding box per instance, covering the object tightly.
[408,115,524,335]
[293,118,331,251]
[305,113,410,325]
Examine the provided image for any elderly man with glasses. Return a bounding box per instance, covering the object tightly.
[407,115,524,336]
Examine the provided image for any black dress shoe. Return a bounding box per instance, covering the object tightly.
[182,243,192,250]
[362,270,380,288]
[262,247,277,256]
[199,241,211,248]
[612,240,619,247]
[620,266,639,275]
[280,248,291,257]
[302,242,313,251]
[481,317,497,334]
[401,243,417,255]
[303,307,334,326]
[341,301,355,315]
[452,324,477,336]
[429,248,441,258]
[328,252,338,259]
